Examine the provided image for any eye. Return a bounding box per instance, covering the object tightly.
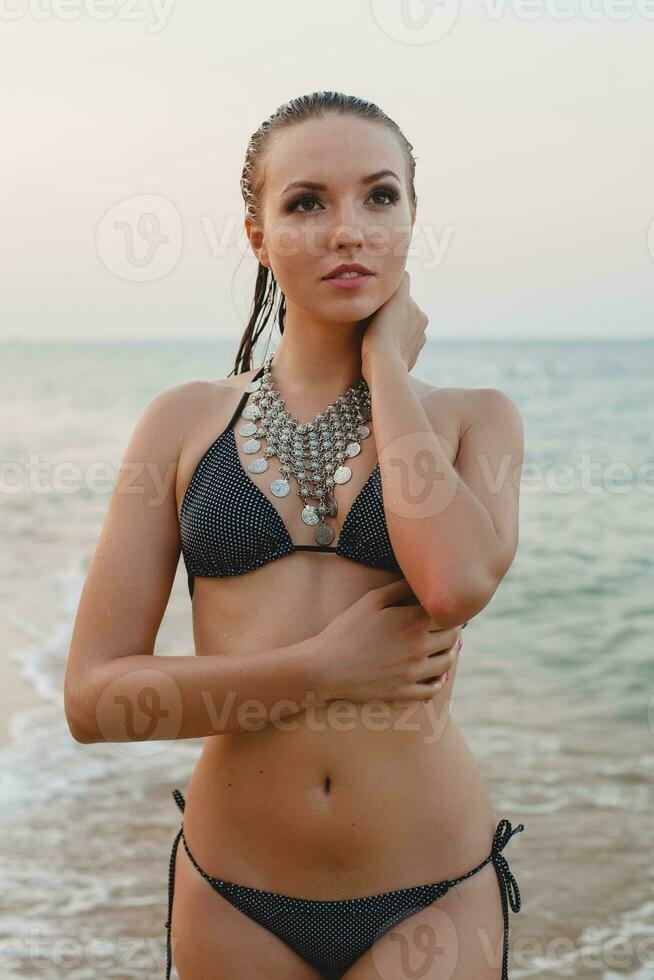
[286,184,400,214]
[369,185,400,207]
[288,194,321,214]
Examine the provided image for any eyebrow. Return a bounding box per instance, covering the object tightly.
[280,169,401,197]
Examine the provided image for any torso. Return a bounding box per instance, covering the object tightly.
[174,367,498,898]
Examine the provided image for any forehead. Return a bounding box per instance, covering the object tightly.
[264,114,405,189]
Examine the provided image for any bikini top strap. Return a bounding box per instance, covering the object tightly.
[225,365,266,431]
[171,788,186,814]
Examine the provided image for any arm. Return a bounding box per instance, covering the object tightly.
[68,645,322,743]
[367,355,524,627]
[63,385,322,744]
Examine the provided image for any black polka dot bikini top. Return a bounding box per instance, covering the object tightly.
[178,366,401,599]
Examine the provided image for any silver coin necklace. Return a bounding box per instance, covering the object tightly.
[238,352,373,545]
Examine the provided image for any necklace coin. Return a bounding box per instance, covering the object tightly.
[270,478,290,497]
[315,522,336,545]
[333,465,352,485]
[301,505,319,525]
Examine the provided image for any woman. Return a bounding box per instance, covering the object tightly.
[64,91,526,979]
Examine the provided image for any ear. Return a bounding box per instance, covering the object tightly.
[244,217,269,268]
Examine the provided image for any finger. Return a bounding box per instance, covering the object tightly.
[374,577,416,607]
[415,647,457,681]
[424,628,460,656]
[400,678,447,702]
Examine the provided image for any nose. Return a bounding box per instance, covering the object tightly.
[329,204,365,250]
[329,223,364,251]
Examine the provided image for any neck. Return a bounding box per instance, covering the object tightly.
[266,301,369,407]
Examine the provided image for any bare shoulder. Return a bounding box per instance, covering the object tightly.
[410,378,523,468]
[144,368,260,433]
[130,380,214,451]
[413,377,521,435]
[409,375,473,440]
[453,387,523,439]
[154,369,262,511]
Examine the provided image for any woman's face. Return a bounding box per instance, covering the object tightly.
[246,114,415,324]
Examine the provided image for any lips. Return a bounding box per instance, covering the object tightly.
[322,263,375,279]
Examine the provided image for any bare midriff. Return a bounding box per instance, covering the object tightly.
[182,552,498,901]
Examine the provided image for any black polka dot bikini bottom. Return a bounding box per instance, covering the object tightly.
[165,788,525,979]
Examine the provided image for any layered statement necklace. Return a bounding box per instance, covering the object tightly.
[238,353,373,545]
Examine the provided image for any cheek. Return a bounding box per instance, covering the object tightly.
[368,238,411,279]
[268,230,311,268]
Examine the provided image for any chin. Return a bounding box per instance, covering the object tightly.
[319,286,385,315]
[315,303,379,325]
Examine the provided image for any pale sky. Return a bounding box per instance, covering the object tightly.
[1,2,653,341]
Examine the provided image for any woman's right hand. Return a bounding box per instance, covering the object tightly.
[314,577,463,705]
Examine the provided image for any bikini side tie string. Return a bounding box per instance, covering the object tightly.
[165,790,187,979]
[492,818,524,913]
[490,818,525,979]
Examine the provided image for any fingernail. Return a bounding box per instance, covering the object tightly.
[442,671,449,684]
[456,638,462,652]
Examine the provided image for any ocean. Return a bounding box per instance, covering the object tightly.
[1,338,652,978]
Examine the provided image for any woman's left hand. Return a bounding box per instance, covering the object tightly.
[361,271,429,379]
